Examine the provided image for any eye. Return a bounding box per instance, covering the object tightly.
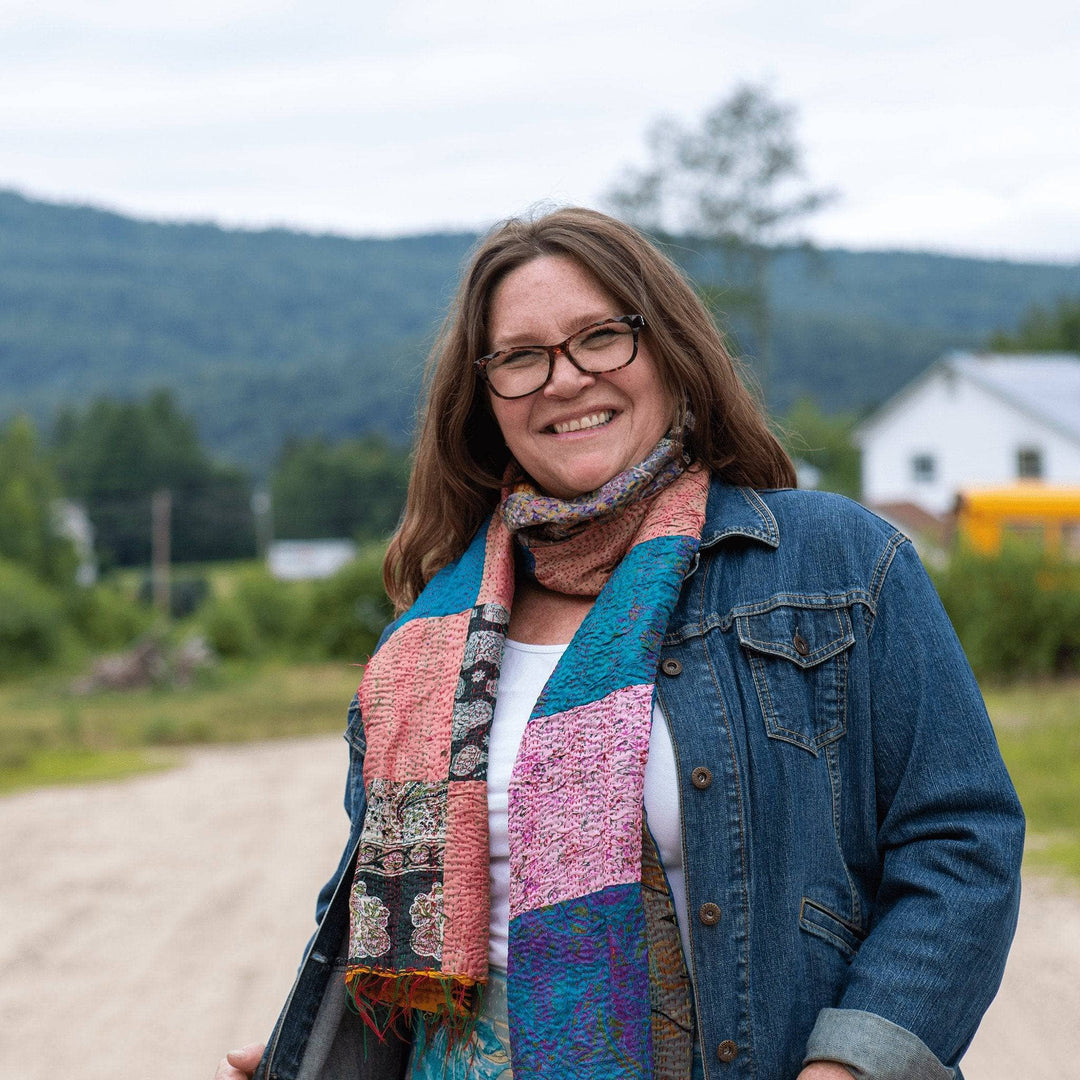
[494,348,547,369]
[576,324,628,351]
[582,329,617,345]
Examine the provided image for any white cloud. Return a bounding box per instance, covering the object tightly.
[1,0,1077,259]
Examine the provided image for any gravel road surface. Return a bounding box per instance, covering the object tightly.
[0,736,1073,1079]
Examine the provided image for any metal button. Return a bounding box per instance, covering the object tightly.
[716,1040,739,1063]
[691,766,713,790]
[698,902,721,925]
[792,631,810,657]
[660,658,682,676]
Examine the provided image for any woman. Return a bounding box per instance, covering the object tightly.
[218,208,1023,1080]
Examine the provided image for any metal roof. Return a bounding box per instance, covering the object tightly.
[948,353,1080,442]
[856,352,1080,446]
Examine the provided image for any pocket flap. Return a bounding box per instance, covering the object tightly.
[799,897,866,958]
[736,604,854,668]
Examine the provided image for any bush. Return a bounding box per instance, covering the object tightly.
[232,568,311,646]
[302,548,394,661]
[65,581,152,649]
[202,598,259,659]
[932,544,1080,682]
[0,559,66,675]
[136,574,211,618]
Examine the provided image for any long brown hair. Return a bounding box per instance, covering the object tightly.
[384,207,795,611]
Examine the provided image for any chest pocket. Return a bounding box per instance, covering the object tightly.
[735,602,855,753]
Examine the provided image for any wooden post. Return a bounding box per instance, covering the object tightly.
[251,488,272,561]
[151,489,172,617]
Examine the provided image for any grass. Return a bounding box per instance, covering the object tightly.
[0,746,175,792]
[0,660,360,795]
[986,679,1080,881]
[3,663,1078,884]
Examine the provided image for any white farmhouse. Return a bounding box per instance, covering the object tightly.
[854,353,1080,515]
[52,499,97,585]
[267,539,358,580]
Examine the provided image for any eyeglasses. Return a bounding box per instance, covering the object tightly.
[475,314,646,400]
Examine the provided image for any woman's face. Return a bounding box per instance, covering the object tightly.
[485,255,674,500]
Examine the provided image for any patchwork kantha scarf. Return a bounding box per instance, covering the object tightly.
[345,438,709,1077]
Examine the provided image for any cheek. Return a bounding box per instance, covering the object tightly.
[630,349,676,426]
[488,396,525,449]
[639,374,677,433]
[655,385,677,426]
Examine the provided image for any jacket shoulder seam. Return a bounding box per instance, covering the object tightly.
[867,531,909,637]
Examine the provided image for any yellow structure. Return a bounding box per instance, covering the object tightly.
[955,484,1080,557]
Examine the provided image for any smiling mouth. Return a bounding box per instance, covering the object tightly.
[549,410,614,435]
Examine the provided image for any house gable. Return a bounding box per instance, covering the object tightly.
[856,353,1080,514]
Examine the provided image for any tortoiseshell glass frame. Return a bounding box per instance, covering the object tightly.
[475,314,646,399]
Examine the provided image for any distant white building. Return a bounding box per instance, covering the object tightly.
[267,539,358,580]
[52,499,97,585]
[854,353,1080,515]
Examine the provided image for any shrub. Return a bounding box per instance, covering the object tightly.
[136,574,211,618]
[232,568,310,646]
[0,558,66,675]
[202,598,259,659]
[932,544,1080,682]
[65,581,152,649]
[302,547,393,661]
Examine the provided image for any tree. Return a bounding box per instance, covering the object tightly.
[989,296,1080,352]
[52,391,255,565]
[777,397,861,499]
[607,83,836,393]
[271,434,409,541]
[0,415,78,584]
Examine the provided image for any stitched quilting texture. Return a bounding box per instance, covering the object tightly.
[345,442,707,1076]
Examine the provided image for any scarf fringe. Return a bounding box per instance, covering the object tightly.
[344,966,485,1045]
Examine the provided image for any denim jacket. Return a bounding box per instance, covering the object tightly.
[255,482,1024,1080]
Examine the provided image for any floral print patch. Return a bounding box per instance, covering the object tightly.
[349,881,391,959]
[409,881,445,961]
[449,604,507,781]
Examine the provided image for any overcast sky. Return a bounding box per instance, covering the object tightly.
[2,0,1078,262]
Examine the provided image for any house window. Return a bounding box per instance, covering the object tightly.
[1017,447,1043,479]
[911,453,936,483]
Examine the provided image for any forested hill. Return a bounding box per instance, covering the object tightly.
[2,188,1077,469]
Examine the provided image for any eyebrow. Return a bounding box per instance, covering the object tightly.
[489,311,616,351]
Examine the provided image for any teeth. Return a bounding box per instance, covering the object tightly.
[552,410,613,434]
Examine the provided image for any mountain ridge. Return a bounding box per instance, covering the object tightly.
[2,188,1076,469]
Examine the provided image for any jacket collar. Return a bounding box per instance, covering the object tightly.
[700,481,781,550]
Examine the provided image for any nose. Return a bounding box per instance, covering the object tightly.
[543,347,595,397]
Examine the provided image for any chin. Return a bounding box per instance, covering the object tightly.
[542,472,615,499]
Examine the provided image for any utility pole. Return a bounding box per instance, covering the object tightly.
[251,487,273,561]
[151,488,172,617]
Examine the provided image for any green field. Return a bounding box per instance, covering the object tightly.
[0,660,359,794]
[985,680,1080,881]
[2,666,1076,882]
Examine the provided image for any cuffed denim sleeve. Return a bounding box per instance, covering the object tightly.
[827,538,1024,1068]
[805,1008,957,1079]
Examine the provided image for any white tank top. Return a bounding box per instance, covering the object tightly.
[487,639,691,971]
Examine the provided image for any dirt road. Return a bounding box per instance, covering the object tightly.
[0,736,1074,1079]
